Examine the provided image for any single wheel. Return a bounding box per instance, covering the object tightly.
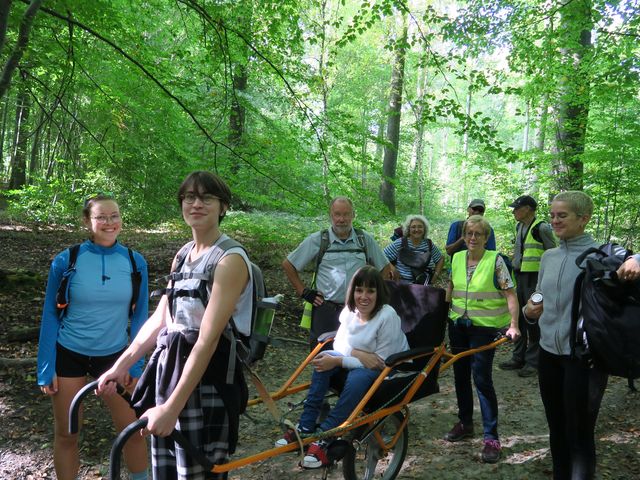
[342,411,408,480]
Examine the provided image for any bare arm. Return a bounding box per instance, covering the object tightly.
[501,287,520,341]
[432,257,444,284]
[381,262,398,280]
[143,253,249,437]
[445,237,464,257]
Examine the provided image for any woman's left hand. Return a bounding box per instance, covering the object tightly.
[617,257,640,282]
[311,353,340,372]
[141,404,179,438]
[505,326,521,342]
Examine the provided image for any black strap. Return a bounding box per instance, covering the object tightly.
[127,248,141,317]
[56,243,140,318]
[570,271,586,359]
[56,244,81,313]
[315,228,369,276]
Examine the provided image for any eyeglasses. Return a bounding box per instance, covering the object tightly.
[92,214,121,224]
[181,193,220,205]
[464,230,485,239]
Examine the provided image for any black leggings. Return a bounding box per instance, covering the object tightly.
[538,348,608,480]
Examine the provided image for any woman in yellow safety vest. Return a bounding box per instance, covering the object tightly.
[443,215,520,464]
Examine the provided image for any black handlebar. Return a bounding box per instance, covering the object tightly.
[68,379,130,434]
[109,418,215,479]
[110,418,148,479]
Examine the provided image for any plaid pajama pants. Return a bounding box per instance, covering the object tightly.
[152,383,230,480]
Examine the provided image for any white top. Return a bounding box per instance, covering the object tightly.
[331,304,409,369]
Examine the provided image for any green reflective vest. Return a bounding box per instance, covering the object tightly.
[520,218,545,273]
[450,250,510,328]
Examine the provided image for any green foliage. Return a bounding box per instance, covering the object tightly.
[0,0,637,246]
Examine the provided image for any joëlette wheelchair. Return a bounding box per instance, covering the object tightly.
[69,281,508,480]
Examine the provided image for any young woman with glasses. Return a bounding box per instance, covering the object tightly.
[98,171,253,479]
[37,194,149,480]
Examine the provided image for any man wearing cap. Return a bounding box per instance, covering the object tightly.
[445,199,497,257]
[499,195,556,377]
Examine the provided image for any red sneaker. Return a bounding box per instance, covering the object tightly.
[301,441,329,469]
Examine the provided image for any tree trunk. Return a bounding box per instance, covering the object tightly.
[0,0,43,100]
[8,78,29,189]
[379,16,408,215]
[552,0,593,191]
[411,58,429,216]
[229,62,247,173]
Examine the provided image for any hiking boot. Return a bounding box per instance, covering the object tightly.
[481,439,501,463]
[498,359,524,370]
[518,365,538,378]
[301,441,329,469]
[444,422,474,442]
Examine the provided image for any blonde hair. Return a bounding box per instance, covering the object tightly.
[463,215,491,237]
[553,191,593,217]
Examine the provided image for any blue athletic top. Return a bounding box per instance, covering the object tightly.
[37,240,149,386]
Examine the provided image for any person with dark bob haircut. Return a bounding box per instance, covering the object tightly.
[99,171,253,479]
[275,265,408,469]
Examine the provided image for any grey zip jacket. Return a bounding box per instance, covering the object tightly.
[537,233,598,355]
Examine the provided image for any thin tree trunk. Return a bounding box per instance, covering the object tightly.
[8,79,29,188]
[552,0,593,191]
[380,16,408,215]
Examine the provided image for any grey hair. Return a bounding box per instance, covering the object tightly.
[402,214,430,239]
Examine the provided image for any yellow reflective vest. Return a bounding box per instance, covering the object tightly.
[450,250,511,328]
[520,218,545,272]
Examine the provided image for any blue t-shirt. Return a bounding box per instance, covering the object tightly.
[37,240,149,386]
[446,220,496,256]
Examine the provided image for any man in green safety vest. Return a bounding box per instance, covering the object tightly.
[499,195,556,377]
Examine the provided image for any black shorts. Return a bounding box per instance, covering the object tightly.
[56,343,125,379]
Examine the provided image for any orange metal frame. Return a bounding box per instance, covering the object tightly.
[209,335,509,474]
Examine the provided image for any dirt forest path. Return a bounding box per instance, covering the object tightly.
[1,223,639,479]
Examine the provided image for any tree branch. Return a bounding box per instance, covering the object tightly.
[34,2,313,206]
[0,0,43,99]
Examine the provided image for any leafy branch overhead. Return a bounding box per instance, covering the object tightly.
[0,0,637,243]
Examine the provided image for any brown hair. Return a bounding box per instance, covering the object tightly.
[82,194,117,221]
[177,171,232,223]
[345,265,389,318]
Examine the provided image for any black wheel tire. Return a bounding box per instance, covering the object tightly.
[342,411,408,480]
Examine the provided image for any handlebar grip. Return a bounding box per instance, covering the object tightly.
[110,418,148,480]
[69,380,99,434]
[109,420,215,479]
[69,379,131,434]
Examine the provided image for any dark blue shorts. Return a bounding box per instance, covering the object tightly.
[56,343,125,378]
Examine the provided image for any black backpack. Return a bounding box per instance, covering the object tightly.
[571,243,640,379]
[55,243,141,318]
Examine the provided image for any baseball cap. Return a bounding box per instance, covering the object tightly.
[509,195,537,209]
[468,199,486,209]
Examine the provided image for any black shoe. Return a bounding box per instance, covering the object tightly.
[518,365,538,377]
[499,359,524,371]
[481,439,502,463]
[444,422,474,442]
